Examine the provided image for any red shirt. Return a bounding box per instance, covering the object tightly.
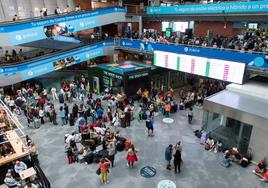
[264,171,268,180]
[99,161,110,172]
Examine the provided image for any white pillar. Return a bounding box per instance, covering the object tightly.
[139,16,142,36]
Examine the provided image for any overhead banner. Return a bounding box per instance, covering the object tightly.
[119,39,268,69]
[0,41,115,86]
[0,7,125,46]
[154,50,245,84]
[147,1,268,15]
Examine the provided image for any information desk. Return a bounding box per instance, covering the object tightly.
[0,130,29,165]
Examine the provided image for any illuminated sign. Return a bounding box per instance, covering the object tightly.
[154,50,245,84]
[103,71,123,79]
[128,72,149,79]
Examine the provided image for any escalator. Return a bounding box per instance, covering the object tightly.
[0,7,126,46]
[0,39,115,86]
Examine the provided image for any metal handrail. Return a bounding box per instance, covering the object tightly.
[0,37,266,68]
[0,99,24,132]
[120,37,268,55]
[0,38,114,67]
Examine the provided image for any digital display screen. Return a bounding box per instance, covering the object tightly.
[154,50,245,84]
[173,22,188,32]
[162,22,169,32]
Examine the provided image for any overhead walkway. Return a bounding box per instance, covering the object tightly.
[145,1,268,22]
[1,38,268,86]
[0,7,126,46]
[0,40,115,86]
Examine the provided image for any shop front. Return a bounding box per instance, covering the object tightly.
[88,61,151,97]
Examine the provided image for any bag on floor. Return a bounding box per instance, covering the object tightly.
[102,115,108,122]
[96,168,101,175]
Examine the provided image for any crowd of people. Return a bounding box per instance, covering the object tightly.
[127,28,268,54]
[0,75,267,185]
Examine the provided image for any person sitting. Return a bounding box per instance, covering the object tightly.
[220,153,233,168]
[204,137,215,151]
[211,140,223,153]
[4,173,21,187]
[83,147,92,164]
[253,160,267,178]
[14,160,27,174]
[260,171,268,182]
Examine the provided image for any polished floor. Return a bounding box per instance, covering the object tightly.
[19,99,267,188]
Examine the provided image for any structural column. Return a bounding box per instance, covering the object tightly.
[138,16,142,36]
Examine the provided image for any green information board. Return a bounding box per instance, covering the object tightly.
[166,28,172,38]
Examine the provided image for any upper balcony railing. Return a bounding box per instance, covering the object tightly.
[146,0,268,15]
[0,6,124,25]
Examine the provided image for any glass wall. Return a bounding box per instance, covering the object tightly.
[203,110,253,155]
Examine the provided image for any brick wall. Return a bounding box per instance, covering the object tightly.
[194,21,243,37]
[143,21,162,33]
[74,0,92,10]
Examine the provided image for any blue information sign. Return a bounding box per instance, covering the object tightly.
[147,1,268,15]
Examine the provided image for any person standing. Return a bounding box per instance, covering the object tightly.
[165,144,173,170]
[51,87,58,101]
[173,150,182,173]
[64,103,69,124]
[65,144,73,164]
[98,158,111,184]
[51,105,58,125]
[126,144,138,168]
[187,107,193,124]
[59,106,66,126]
[107,142,116,168]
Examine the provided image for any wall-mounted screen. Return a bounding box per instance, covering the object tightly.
[153,50,245,84]
[173,22,188,32]
[162,22,169,32]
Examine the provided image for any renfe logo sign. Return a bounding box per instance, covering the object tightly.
[154,50,245,84]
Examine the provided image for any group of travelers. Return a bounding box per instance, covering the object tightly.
[1,75,266,185]
[165,141,183,173]
[127,28,268,54]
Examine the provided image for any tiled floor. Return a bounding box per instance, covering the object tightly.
[19,99,268,188]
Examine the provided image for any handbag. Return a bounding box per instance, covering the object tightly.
[96,168,101,175]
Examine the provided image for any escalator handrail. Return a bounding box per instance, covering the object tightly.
[0,39,114,68]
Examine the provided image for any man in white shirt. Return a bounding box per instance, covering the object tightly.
[4,173,21,187]
[14,160,27,174]
[64,5,70,13]
[75,5,81,11]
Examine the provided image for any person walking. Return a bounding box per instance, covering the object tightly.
[165,144,173,170]
[126,144,138,168]
[98,158,111,184]
[187,107,193,124]
[145,116,154,136]
[173,150,182,173]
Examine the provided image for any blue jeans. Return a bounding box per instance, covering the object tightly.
[61,117,65,126]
